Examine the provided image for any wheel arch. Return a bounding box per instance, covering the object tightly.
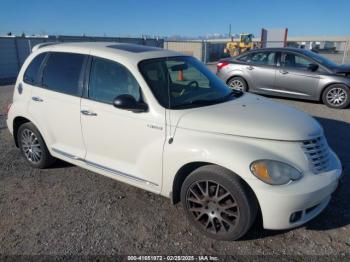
[319,82,350,101]
[13,116,31,147]
[171,161,261,215]
[226,75,249,90]
[171,161,210,204]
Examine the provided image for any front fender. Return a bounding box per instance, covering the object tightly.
[161,128,308,198]
[318,76,350,100]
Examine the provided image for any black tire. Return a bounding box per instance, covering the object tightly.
[322,84,350,109]
[180,165,258,241]
[17,122,55,169]
[227,76,248,92]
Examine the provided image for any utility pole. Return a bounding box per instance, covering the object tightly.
[229,24,232,38]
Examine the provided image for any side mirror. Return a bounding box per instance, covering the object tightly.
[308,63,319,72]
[113,94,148,113]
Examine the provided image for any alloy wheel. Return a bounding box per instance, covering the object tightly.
[326,87,347,106]
[186,180,240,234]
[229,79,244,91]
[21,129,42,163]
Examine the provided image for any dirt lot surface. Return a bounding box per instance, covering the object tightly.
[0,81,349,257]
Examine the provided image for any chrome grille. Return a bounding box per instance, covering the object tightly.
[302,136,330,173]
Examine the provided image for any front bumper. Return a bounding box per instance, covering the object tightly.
[250,158,342,230]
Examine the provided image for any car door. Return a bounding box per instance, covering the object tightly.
[244,51,277,93]
[80,56,165,192]
[274,51,320,98]
[28,51,87,159]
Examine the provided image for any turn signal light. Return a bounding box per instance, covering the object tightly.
[251,162,270,181]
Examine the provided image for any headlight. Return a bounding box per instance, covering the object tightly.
[250,160,302,185]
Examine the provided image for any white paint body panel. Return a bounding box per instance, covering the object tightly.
[80,97,165,190]
[7,42,342,231]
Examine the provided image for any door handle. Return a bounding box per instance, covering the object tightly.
[32,96,43,102]
[81,110,97,116]
[247,66,254,70]
[279,70,289,74]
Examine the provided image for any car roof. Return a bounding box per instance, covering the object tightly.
[245,47,310,54]
[33,42,184,63]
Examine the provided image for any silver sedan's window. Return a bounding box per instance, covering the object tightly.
[280,53,313,69]
[249,52,276,65]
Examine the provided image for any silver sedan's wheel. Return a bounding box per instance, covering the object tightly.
[326,88,347,106]
[322,84,350,109]
[186,180,240,234]
[227,77,247,92]
[21,129,42,163]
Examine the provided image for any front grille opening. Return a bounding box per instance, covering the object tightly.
[290,211,303,223]
[290,203,322,224]
[301,136,330,174]
[306,204,320,214]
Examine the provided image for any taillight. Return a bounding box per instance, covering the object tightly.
[6,103,12,114]
[217,61,229,71]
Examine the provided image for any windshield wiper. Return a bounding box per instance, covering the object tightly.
[171,99,214,109]
[172,90,242,109]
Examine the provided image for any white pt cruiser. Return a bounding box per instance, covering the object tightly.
[7,42,342,240]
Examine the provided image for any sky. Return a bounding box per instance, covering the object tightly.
[1,0,350,37]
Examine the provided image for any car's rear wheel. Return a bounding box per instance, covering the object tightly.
[18,122,55,168]
[180,165,258,241]
[227,76,247,92]
[322,84,350,109]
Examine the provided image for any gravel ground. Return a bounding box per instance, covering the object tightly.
[0,81,349,257]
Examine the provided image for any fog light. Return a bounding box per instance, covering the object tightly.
[290,211,302,223]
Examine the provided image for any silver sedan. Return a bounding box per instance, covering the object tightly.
[216,47,350,109]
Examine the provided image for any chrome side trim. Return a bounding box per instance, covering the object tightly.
[260,88,310,96]
[51,148,159,187]
[52,148,84,161]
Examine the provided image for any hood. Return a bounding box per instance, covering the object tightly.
[332,64,350,74]
[176,94,323,141]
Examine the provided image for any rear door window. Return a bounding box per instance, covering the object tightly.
[23,53,47,86]
[236,54,250,62]
[42,52,86,96]
[249,52,276,66]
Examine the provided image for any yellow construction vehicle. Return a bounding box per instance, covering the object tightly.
[225,33,254,57]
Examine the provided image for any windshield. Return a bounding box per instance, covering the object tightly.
[138,56,241,109]
[304,50,338,68]
[241,34,252,44]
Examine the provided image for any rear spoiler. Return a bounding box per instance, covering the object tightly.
[32,42,59,52]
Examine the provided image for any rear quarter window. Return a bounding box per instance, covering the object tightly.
[236,54,250,62]
[23,53,47,86]
[42,52,86,96]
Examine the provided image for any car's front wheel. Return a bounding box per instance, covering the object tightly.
[322,84,350,109]
[181,165,258,241]
[17,122,55,168]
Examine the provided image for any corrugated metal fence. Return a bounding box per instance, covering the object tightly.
[164,40,350,64]
[0,35,164,82]
[2,36,349,83]
[163,40,226,63]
